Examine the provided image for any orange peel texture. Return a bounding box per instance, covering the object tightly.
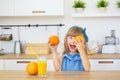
[74,35,86,43]
[49,35,60,45]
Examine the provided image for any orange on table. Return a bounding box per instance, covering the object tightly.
[26,61,38,75]
[74,35,86,43]
[49,35,60,45]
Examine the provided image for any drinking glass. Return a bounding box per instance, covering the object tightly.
[38,56,47,77]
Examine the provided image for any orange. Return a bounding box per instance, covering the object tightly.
[74,35,86,43]
[26,61,38,75]
[49,35,60,45]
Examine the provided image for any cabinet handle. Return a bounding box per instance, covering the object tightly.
[17,61,30,64]
[32,11,46,13]
[98,61,113,64]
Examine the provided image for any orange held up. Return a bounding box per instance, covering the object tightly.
[49,35,60,45]
[74,35,86,43]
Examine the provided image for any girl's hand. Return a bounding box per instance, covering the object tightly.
[48,42,58,53]
[74,38,86,54]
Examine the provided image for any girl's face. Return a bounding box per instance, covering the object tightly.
[67,36,77,53]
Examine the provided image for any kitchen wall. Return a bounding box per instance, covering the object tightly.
[0,0,120,52]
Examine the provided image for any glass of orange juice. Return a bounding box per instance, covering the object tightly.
[38,56,47,77]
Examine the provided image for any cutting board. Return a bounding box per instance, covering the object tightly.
[25,43,50,54]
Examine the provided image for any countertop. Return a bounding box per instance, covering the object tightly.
[0,70,120,80]
[0,53,120,59]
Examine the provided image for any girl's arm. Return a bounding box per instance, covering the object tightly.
[49,43,63,71]
[52,50,61,71]
[75,41,91,71]
[79,45,91,71]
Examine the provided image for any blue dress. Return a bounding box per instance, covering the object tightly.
[61,53,84,71]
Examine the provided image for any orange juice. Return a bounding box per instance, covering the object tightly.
[38,61,47,75]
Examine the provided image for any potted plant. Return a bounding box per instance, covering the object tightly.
[96,0,109,13]
[73,0,86,13]
[117,0,120,8]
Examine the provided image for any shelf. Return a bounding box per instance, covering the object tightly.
[72,13,120,18]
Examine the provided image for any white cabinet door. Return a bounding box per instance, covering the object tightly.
[4,59,55,71]
[90,59,120,71]
[47,59,55,71]
[0,0,14,16]
[0,59,4,70]
[15,0,64,16]
[5,59,37,70]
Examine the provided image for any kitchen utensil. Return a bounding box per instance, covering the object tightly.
[105,30,119,45]
[21,41,26,53]
[14,27,21,54]
[14,40,21,54]
[102,30,119,54]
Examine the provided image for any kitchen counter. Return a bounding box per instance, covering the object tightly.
[0,53,120,59]
[0,53,52,59]
[88,53,120,59]
[0,70,120,80]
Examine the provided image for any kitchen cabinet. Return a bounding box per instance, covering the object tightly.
[47,59,55,71]
[0,59,4,70]
[4,59,36,70]
[90,59,120,71]
[15,0,64,16]
[0,0,14,16]
[4,59,55,71]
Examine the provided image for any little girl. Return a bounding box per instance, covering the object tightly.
[49,26,90,71]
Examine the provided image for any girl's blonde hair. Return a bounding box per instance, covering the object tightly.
[63,26,86,53]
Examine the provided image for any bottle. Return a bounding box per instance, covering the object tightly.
[14,41,21,54]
